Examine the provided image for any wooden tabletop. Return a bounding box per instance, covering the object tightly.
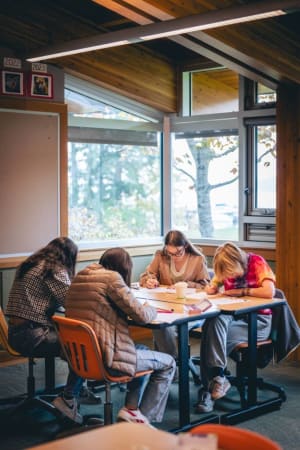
[134,287,285,316]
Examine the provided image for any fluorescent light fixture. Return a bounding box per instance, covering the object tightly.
[141,11,284,41]
[26,0,299,62]
[28,41,130,61]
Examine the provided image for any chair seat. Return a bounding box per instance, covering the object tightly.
[234,339,272,350]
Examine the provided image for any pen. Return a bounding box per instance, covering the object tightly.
[156,307,174,313]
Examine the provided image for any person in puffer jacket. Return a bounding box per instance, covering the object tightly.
[54,247,176,427]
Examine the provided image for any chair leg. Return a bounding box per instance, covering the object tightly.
[104,382,113,425]
[2,356,62,422]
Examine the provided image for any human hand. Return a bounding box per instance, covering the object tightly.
[205,284,218,294]
[146,277,159,289]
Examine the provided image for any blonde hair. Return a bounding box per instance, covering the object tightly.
[213,242,248,281]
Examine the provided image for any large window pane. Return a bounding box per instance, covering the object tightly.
[254,124,276,210]
[172,133,239,240]
[68,134,161,244]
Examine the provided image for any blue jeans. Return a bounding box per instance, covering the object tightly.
[125,344,176,423]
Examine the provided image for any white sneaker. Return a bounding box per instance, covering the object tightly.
[117,407,153,427]
[209,376,231,400]
[53,395,83,424]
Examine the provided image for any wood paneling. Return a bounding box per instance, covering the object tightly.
[276,83,300,360]
[1,0,300,111]
[62,45,177,112]
[191,69,239,114]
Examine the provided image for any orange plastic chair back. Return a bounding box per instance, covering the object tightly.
[190,424,282,450]
[52,315,133,384]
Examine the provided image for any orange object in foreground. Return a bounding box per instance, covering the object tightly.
[190,423,282,450]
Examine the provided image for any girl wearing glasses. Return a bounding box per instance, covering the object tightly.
[139,230,210,359]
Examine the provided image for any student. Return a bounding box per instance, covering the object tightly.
[196,241,275,413]
[6,237,78,358]
[6,236,99,420]
[139,230,210,358]
[54,247,176,426]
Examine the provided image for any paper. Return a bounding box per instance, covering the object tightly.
[209,296,248,305]
[154,312,186,323]
[186,292,208,301]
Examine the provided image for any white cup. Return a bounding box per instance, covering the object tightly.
[175,281,188,299]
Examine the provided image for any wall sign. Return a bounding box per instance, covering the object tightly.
[31,62,48,73]
[3,57,22,69]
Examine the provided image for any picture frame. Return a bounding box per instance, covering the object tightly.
[1,70,24,96]
[29,73,53,98]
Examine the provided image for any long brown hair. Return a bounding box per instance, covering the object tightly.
[16,237,78,280]
[99,247,133,287]
[163,229,205,258]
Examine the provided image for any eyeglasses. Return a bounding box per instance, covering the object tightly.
[165,246,185,257]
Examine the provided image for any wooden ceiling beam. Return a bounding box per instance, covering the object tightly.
[93,0,290,85]
[91,0,153,24]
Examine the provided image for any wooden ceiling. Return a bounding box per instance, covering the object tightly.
[1,0,300,112]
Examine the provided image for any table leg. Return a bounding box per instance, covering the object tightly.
[247,311,257,405]
[177,322,190,428]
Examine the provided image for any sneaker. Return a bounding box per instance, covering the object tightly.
[209,375,231,400]
[194,390,214,413]
[117,407,152,427]
[79,386,102,405]
[53,395,83,424]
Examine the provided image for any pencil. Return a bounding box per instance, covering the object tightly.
[156,307,174,313]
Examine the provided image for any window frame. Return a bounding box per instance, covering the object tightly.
[65,73,277,251]
[245,116,276,217]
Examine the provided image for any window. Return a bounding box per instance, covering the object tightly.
[183,68,239,116]
[244,79,276,109]
[68,134,161,245]
[65,72,277,249]
[256,83,276,104]
[180,68,276,245]
[171,131,239,241]
[65,75,163,248]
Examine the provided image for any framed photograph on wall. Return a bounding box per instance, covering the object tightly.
[1,70,24,96]
[29,73,53,98]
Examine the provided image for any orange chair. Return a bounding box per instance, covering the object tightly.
[52,315,153,425]
[190,423,282,450]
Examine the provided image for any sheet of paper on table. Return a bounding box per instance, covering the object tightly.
[208,295,248,305]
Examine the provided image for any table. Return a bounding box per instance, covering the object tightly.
[132,287,220,431]
[132,288,286,429]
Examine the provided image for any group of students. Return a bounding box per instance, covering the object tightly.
[5,230,278,425]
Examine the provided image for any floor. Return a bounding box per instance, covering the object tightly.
[0,338,300,450]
